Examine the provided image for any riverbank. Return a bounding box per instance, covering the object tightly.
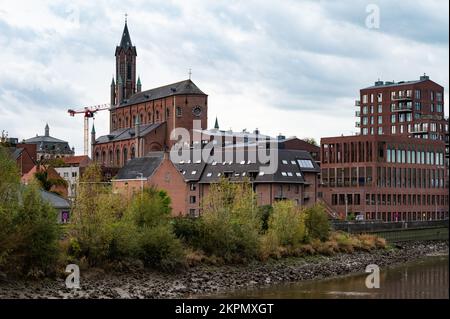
[0,241,447,299]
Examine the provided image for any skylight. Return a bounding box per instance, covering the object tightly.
[282,160,288,164]
[287,172,293,177]
[207,172,212,177]
[297,159,314,168]
[191,171,197,175]
[281,172,287,176]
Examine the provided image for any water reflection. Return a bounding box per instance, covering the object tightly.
[206,256,448,299]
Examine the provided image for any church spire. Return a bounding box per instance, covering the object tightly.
[214,117,219,130]
[119,18,133,49]
[45,123,50,137]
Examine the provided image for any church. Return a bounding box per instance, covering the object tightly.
[92,20,208,168]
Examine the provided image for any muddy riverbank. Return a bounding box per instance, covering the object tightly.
[0,241,447,299]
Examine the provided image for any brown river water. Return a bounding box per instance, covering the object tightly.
[205,255,449,299]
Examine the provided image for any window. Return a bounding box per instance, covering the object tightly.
[391,126,396,134]
[291,160,296,164]
[296,172,302,177]
[362,106,368,114]
[189,209,197,217]
[391,114,396,123]
[378,104,382,113]
[259,171,265,176]
[362,116,368,125]
[189,196,196,204]
[287,172,293,177]
[406,113,412,122]
[191,170,197,175]
[362,128,368,135]
[362,94,368,103]
[400,125,404,134]
[415,102,421,111]
[378,127,383,135]
[415,90,421,99]
[281,172,287,176]
[377,93,382,102]
[378,116,383,124]
[282,160,288,164]
[176,106,182,117]
[297,159,314,168]
[370,94,374,103]
[370,116,374,125]
[64,172,69,178]
[436,92,442,102]
[72,172,77,178]
[430,91,434,101]
[207,172,212,177]
[190,183,196,191]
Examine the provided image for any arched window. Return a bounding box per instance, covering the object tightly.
[166,108,170,118]
[95,152,100,162]
[127,63,132,80]
[131,146,136,159]
[119,118,122,128]
[132,115,136,126]
[116,149,120,166]
[156,110,159,121]
[123,148,128,163]
[109,150,113,165]
[148,112,152,123]
[102,151,106,164]
[125,117,129,127]
[140,113,144,123]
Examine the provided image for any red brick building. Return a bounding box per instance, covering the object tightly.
[320,76,449,221]
[92,21,208,167]
[112,149,320,217]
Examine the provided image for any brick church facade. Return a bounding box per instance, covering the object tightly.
[92,21,208,167]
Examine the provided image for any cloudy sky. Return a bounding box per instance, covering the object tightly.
[0,0,448,154]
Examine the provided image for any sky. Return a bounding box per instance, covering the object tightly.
[0,0,448,155]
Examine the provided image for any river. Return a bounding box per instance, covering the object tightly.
[205,255,448,299]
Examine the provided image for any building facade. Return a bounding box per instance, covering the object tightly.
[112,149,320,217]
[93,21,208,168]
[24,124,74,161]
[321,76,449,221]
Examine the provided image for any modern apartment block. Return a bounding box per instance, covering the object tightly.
[321,75,449,221]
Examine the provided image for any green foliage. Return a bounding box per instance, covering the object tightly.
[34,167,68,192]
[267,201,307,247]
[173,216,205,248]
[198,178,261,261]
[257,205,273,233]
[304,203,331,241]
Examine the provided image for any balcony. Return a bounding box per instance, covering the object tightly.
[355,100,360,106]
[392,105,413,113]
[411,129,428,135]
[392,95,412,101]
[355,110,361,117]
[355,122,361,128]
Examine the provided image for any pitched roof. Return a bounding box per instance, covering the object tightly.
[40,190,70,209]
[7,147,24,160]
[116,79,206,108]
[119,22,133,49]
[62,155,91,166]
[95,122,162,144]
[115,152,164,179]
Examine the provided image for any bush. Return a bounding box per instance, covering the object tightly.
[257,205,273,233]
[267,201,306,248]
[199,179,261,261]
[14,182,61,276]
[137,225,185,271]
[304,203,330,242]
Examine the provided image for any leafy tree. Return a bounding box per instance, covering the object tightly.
[267,201,307,247]
[304,203,330,241]
[302,137,318,146]
[34,166,68,192]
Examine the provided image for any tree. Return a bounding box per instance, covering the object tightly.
[304,203,330,241]
[302,137,318,146]
[34,167,68,193]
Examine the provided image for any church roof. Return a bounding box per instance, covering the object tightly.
[119,22,133,49]
[95,122,163,144]
[116,79,206,108]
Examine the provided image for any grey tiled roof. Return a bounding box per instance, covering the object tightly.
[115,79,206,108]
[115,152,164,179]
[173,149,319,184]
[24,135,68,144]
[95,122,162,144]
[40,190,70,209]
[7,147,24,160]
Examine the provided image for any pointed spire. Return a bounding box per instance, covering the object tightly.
[45,123,50,137]
[91,123,96,134]
[111,76,115,86]
[214,117,219,130]
[137,76,141,86]
[119,17,133,49]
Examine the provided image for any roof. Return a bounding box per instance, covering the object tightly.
[7,147,24,160]
[95,122,162,144]
[115,79,206,108]
[24,135,68,144]
[40,190,70,209]
[361,77,442,90]
[119,22,133,49]
[174,149,320,184]
[115,152,164,179]
[62,155,91,166]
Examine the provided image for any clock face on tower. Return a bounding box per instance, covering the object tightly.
[192,105,202,117]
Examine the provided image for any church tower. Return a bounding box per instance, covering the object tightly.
[115,17,137,105]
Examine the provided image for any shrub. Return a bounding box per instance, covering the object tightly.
[137,224,185,271]
[257,205,273,233]
[172,216,205,248]
[267,201,306,248]
[304,203,330,242]
[199,179,261,262]
[14,182,61,275]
